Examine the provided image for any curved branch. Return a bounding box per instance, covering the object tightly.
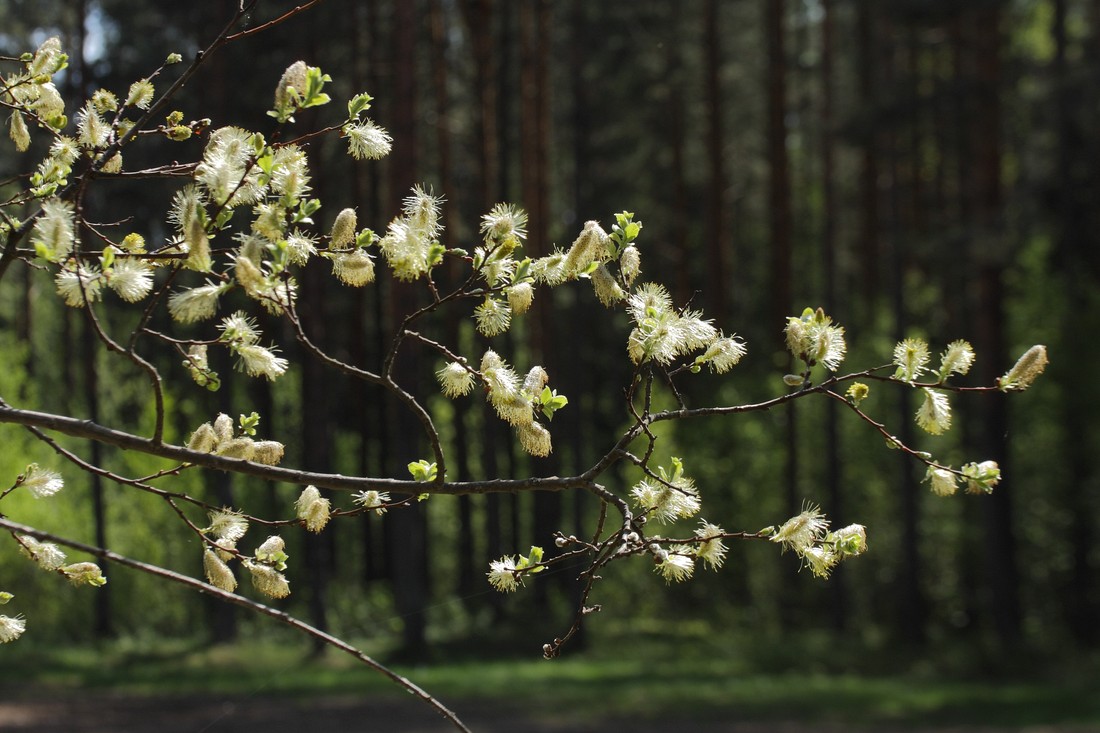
[0,400,589,497]
[0,517,472,733]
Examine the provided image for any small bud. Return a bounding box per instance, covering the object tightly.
[244,560,290,599]
[619,245,641,285]
[330,208,357,249]
[62,562,107,587]
[295,485,331,533]
[202,548,237,592]
[783,374,804,387]
[166,125,192,141]
[507,282,535,315]
[846,382,870,406]
[216,437,256,461]
[830,524,868,556]
[213,413,235,444]
[10,112,30,152]
[251,441,285,466]
[999,345,1048,391]
[187,423,217,453]
[962,460,1001,494]
[273,60,308,120]
[925,466,959,497]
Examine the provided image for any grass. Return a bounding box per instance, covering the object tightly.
[3,628,1098,730]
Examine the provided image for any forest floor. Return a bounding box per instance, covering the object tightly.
[4,634,1098,733]
[1,693,1097,733]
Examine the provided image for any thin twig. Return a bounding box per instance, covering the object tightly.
[0,516,472,733]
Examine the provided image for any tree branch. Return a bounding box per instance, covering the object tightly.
[0,516,472,733]
[0,399,591,497]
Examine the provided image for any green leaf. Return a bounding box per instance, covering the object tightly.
[407,459,438,483]
[214,208,235,230]
[355,229,376,248]
[538,387,568,420]
[513,258,532,282]
[302,93,330,109]
[238,412,260,437]
[524,546,546,574]
[348,92,373,118]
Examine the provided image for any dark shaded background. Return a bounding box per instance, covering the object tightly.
[0,0,1096,668]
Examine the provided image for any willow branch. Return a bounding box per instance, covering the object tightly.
[0,400,589,497]
[0,517,472,733]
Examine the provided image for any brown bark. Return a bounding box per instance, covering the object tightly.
[1054,0,1100,645]
[855,0,880,312]
[385,0,430,658]
[967,4,1021,647]
[461,0,499,209]
[820,0,845,633]
[704,0,729,320]
[766,0,792,337]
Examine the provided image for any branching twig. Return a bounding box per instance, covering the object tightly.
[0,516,473,733]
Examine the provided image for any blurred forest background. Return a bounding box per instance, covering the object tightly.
[0,0,1097,673]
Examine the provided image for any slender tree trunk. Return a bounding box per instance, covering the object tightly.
[704,0,729,320]
[766,0,792,335]
[855,0,880,314]
[765,0,801,629]
[820,0,845,633]
[301,263,334,646]
[461,0,499,209]
[967,4,1021,647]
[386,0,430,657]
[429,0,478,604]
[70,0,113,641]
[665,1,690,305]
[1053,0,1100,645]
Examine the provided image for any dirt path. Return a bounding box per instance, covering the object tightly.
[1,694,1094,733]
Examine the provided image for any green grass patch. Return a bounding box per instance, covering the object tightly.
[3,631,1098,729]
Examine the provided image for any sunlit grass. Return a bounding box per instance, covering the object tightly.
[3,628,1098,729]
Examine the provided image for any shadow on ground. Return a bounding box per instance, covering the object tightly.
[1,694,1097,733]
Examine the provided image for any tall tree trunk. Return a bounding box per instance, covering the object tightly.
[766,0,792,336]
[967,4,1021,647]
[1053,0,1100,645]
[888,16,926,648]
[351,0,385,586]
[765,0,801,629]
[520,0,563,610]
[820,0,845,633]
[386,0,430,657]
[72,0,113,641]
[855,0,880,314]
[301,263,333,646]
[461,0,499,209]
[665,1,691,305]
[704,0,729,320]
[430,0,478,605]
